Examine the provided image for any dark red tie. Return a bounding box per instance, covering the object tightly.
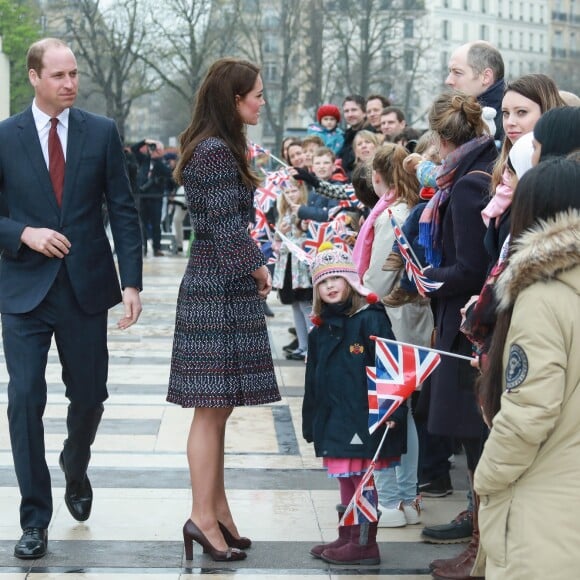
[48,117,65,206]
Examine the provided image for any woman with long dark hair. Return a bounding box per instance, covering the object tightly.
[168,58,281,562]
[474,158,580,579]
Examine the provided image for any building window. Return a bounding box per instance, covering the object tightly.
[480,0,487,13]
[263,34,278,54]
[404,49,415,70]
[519,31,524,49]
[519,2,524,19]
[498,29,503,48]
[442,19,450,40]
[480,24,488,40]
[263,63,279,82]
[463,0,469,9]
[404,18,414,38]
[529,32,534,51]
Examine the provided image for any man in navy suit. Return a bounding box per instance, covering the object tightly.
[0,38,143,559]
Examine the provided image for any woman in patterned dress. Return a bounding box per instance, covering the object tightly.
[168,58,281,562]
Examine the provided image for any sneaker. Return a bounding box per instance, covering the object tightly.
[382,286,428,308]
[286,349,306,361]
[377,503,406,527]
[421,509,473,544]
[418,474,453,498]
[401,497,422,525]
[381,251,404,271]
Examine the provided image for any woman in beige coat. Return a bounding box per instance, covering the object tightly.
[474,157,580,580]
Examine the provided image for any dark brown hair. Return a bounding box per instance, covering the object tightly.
[174,58,261,188]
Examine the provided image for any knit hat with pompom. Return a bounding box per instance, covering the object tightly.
[310,242,378,303]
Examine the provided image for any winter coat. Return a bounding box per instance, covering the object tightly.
[423,138,497,438]
[363,200,434,349]
[302,302,407,460]
[473,210,580,580]
[307,123,345,156]
[272,220,312,291]
[297,188,339,223]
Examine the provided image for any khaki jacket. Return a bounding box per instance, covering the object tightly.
[474,210,580,579]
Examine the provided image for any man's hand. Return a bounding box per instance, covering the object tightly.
[118,287,142,329]
[20,227,71,258]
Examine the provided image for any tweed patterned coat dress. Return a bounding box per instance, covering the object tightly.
[167,137,280,407]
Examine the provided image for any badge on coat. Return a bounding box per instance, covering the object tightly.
[349,343,365,355]
[505,343,528,392]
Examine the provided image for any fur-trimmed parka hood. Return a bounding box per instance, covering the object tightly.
[495,209,580,311]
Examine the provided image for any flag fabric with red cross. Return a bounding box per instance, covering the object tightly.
[248,141,269,159]
[387,209,443,296]
[368,340,441,434]
[339,463,379,526]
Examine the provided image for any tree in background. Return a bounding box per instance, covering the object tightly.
[238,0,305,151]
[138,0,241,105]
[0,0,41,114]
[55,0,158,137]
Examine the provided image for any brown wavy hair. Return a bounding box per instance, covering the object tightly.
[372,143,420,207]
[490,74,565,194]
[174,58,261,189]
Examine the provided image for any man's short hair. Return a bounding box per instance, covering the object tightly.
[27,38,69,76]
[467,42,504,82]
[342,94,366,110]
[381,106,405,122]
[366,94,391,108]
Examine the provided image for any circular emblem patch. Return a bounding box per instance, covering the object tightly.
[505,344,528,392]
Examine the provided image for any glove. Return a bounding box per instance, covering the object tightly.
[292,166,320,188]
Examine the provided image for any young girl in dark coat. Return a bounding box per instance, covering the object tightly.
[302,242,407,566]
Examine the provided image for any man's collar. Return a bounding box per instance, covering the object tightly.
[31,100,71,131]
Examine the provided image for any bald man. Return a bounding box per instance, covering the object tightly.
[445,40,505,141]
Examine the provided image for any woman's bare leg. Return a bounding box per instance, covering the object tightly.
[187,406,233,551]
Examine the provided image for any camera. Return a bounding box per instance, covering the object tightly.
[147,143,157,152]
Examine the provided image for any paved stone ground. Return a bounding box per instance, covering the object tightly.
[0,255,468,579]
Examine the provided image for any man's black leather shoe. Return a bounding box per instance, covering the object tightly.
[59,452,93,522]
[14,528,48,559]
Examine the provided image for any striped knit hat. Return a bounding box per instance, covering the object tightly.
[310,242,378,301]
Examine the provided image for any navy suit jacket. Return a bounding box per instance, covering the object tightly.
[0,106,142,314]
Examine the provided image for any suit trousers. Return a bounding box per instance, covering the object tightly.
[2,263,108,529]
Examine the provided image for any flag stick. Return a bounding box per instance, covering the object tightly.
[371,425,390,463]
[268,152,290,168]
[388,208,425,270]
[370,335,476,362]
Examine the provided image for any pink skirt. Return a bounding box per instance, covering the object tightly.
[323,456,400,478]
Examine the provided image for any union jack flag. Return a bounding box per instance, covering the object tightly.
[339,463,378,526]
[248,141,269,159]
[275,229,314,265]
[302,221,333,253]
[250,207,272,242]
[368,340,441,434]
[254,186,278,213]
[387,209,443,297]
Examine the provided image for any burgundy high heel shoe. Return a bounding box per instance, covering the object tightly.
[182,519,247,561]
[218,521,252,549]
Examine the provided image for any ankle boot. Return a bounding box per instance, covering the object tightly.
[431,491,483,580]
[310,504,348,558]
[321,521,380,565]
